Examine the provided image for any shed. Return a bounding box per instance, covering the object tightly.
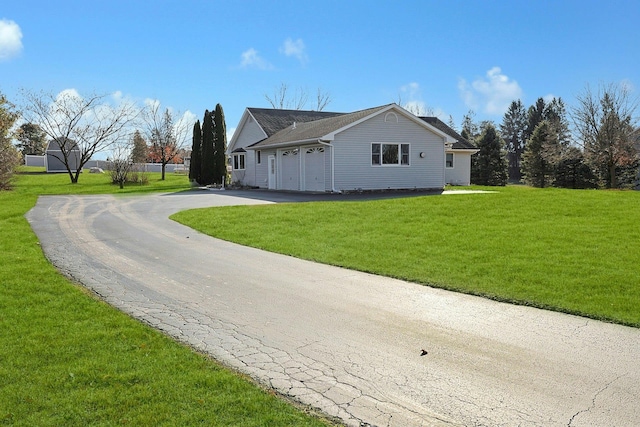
[45,138,81,173]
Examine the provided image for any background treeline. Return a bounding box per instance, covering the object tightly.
[461,82,640,189]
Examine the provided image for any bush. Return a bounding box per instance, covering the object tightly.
[0,140,21,190]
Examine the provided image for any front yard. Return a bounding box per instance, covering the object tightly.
[172,186,640,327]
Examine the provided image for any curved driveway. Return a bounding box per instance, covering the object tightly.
[27,190,640,427]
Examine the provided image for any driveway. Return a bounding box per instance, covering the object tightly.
[27,190,640,427]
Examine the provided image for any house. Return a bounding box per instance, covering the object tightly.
[45,138,81,173]
[227,103,477,192]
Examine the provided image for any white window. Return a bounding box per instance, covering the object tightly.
[233,153,245,170]
[446,153,454,168]
[371,143,409,166]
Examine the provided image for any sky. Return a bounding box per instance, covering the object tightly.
[1,0,639,147]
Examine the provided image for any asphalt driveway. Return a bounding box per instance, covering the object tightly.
[27,189,640,427]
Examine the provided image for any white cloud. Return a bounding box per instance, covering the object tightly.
[280,38,308,65]
[240,48,273,70]
[0,19,23,61]
[398,82,439,116]
[458,67,523,116]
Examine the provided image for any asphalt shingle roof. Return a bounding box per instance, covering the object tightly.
[247,108,344,137]
[419,117,477,150]
[249,105,391,148]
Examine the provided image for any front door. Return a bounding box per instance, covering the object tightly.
[268,155,276,189]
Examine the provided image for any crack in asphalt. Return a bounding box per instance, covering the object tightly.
[566,374,624,427]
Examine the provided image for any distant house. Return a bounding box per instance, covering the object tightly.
[45,138,81,173]
[227,103,477,192]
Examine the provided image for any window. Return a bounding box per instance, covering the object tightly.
[446,153,454,168]
[371,143,409,166]
[257,150,261,164]
[233,153,245,170]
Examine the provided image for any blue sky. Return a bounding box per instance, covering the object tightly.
[1,0,639,141]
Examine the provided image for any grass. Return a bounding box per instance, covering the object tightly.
[0,168,330,426]
[172,186,640,327]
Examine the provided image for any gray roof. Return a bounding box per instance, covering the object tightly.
[249,105,391,148]
[247,107,344,137]
[419,117,477,150]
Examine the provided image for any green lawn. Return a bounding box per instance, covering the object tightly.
[0,168,330,426]
[172,186,640,327]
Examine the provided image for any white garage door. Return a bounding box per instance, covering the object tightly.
[280,148,300,190]
[304,146,325,192]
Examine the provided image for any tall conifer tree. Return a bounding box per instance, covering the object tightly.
[471,123,508,186]
[213,103,227,185]
[189,120,202,183]
[200,110,215,185]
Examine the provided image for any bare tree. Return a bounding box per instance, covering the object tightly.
[396,94,434,116]
[572,82,639,188]
[107,140,134,189]
[21,89,139,183]
[142,101,190,180]
[265,83,332,111]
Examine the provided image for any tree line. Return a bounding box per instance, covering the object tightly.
[463,82,640,189]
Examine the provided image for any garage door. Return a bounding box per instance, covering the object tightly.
[304,146,325,192]
[280,148,299,190]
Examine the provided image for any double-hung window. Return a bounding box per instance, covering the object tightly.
[446,153,454,168]
[371,143,409,166]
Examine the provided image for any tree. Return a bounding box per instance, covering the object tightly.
[130,130,147,164]
[143,101,189,180]
[21,90,139,183]
[471,123,508,186]
[15,123,47,156]
[265,83,332,111]
[189,120,202,183]
[0,93,20,190]
[500,100,527,181]
[200,110,215,185]
[460,110,479,143]
[553,146,597,189]
[525,97,546,142]
[521,121,553,188]
[108,141,134,189]
[213,104,227,185]
[572,82,639,188]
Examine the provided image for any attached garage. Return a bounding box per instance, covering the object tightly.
[279,148,300,190]
[303,146,325,192]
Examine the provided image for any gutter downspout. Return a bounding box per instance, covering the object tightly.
[318,139,339,193]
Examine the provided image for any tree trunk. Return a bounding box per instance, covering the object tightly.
[161,163,166,180]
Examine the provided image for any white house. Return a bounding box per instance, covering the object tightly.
[227,103,477,192]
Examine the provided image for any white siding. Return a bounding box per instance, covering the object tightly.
[254,149,275,188]
[445,151,473,186]
[332,113,445,191]
[229,116,265,186]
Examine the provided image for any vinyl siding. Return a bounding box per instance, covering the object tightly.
[255,149,276,188]
[332,113,445,191]
[445,151,473,186]
[229,116,266,186]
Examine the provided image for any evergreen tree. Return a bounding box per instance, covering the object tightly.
[15,123,47,156]
[130,130,148,163]
[525,98,546,142]
[500,100,527,181]
[460,110,479,143]
[189,120,202,183]
[213,103,227,185]
[200,110,215,185]
[522,121,553,188]
[553,146,597,189]
[471,123,508,186]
